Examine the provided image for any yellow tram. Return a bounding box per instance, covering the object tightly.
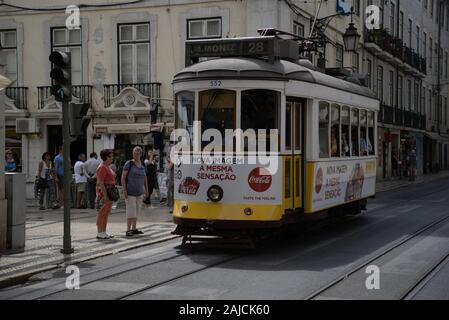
[171,34,379,245]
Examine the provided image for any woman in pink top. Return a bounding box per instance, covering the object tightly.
[96,149,116,240]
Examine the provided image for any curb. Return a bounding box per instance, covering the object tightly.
[0,234,180,290]
[376,174,449,194]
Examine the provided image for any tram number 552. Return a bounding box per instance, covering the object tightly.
[210,80,222,87]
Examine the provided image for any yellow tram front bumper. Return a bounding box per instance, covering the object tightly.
[173,200,284,222]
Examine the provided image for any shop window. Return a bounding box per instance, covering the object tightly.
[331,104,340,158]
[368,111,375,156]
[319,102,330,158]
[341,106,350,157]
[351,108,359,156]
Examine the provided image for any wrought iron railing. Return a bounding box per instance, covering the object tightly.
[365,29,426,75]
[382,104,394,124]
[4,87,28,110]
[37,85,93,109]
[103,82,161,108]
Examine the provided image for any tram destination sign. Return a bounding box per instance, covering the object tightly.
[185,37,297,66]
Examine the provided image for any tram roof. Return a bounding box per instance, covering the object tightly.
[174,58,377,99]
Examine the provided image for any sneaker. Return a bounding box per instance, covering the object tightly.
[96,233,111,240]
[132,229,144,235]
[105,232,115,238]
[125,230,134,237]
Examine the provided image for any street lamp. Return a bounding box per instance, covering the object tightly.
[343,22,361,52]
[343,11,360,52]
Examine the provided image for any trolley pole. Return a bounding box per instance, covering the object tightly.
[61,100,74,254]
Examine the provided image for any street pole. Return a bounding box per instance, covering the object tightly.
[61,100,74,254]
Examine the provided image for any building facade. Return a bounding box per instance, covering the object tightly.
[0,0,448,198]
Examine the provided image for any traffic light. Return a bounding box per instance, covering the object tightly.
[49,51,72,101]
[69,102,90,137]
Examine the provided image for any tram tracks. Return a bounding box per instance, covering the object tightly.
[304,213,449,300]
[7,179,449,300]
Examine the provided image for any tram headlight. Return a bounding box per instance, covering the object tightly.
[207,185,223,202]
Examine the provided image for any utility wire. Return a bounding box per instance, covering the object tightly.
[0,0,146,11]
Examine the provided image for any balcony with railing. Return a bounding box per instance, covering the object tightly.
[380,104,426,130]
[38,85,93,110]
[4,87,28,111]
[364,29,427,76]
[103,83,161,109]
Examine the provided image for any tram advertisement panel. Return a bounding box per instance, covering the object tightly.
[174,162,282,205]
[311,159,376,211]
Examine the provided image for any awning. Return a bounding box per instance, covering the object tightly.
[425,132,449,143]
[94,124,152,134]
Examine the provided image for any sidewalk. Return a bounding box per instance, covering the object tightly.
[0,200,179,289]
[376,170,449,193]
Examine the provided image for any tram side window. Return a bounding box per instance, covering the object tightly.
[368,111,375,156]
[341,106,350,157]
[331,104,340,158]
[351,109,359,156]
[241,90,280,153]
[175,91,195,148]
[360,110,369,156]
[319,102,330,158]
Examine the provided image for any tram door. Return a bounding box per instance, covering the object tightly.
[284,100,303,211]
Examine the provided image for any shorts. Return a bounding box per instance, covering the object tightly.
[76,182,86,193]
[125,195,144,219]
[57,175,64,189]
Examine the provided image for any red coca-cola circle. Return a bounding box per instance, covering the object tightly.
[315,167,323,194]
[248,168,272,192]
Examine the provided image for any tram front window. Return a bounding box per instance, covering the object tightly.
[241,90,280,152]
[199,90,236,142]
[175,91,195,144]
[319,102,330,158]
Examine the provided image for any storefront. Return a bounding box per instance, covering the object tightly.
[377,127,401,180]
[93,123,172,185]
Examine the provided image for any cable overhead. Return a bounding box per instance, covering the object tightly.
[0,0,146,12]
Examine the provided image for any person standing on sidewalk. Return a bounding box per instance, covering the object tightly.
[96,149,116,240]
[37,152,52,210]
[74,154,87,209]
[166,153,175,214]
[85,152,101,209]
[54,146,64,207]
[121,146,148,237]
[144,150,163,205]
[5,149,17,172]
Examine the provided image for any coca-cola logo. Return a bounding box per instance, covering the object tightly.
[178,177,200,195]
[315,167,323,194]
[248,168,272,192]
